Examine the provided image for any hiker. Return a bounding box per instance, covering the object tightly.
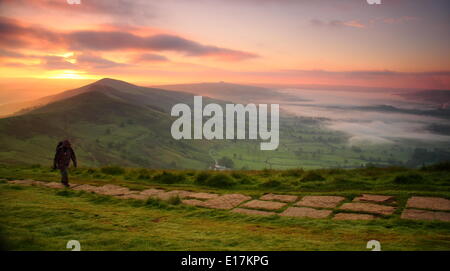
[53,140,77,187]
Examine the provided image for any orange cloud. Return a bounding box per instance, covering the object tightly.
[0,17,259,62]
[310,19,365,28]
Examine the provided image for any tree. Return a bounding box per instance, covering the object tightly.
[218,156,234,169]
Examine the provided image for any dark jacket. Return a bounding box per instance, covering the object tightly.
[53,140,77,169]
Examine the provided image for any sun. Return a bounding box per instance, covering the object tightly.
[45,70,99,79]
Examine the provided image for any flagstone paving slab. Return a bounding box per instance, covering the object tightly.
[117,193,149,200]
[280,207,331,219]
[42,182,67,189]
[140,188,165,197]
[9,179,36,185]
[339,202,396,215]
[406,197,450,211]
[182,199,206,207]
[72,184,101,193]
[95,184,134,196]
[401,209,450,222]
[186,192,219,200]
[353,194,395,204]
[202,194,252,210]
[241,200,287,210]
[260,193,298,203]
[153,191,183,200]
[295,196,345,208]
[333,213,375,220]
[232,208,277,216]
[166,190,194,198]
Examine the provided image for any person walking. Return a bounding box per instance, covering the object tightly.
[53,140,77,187]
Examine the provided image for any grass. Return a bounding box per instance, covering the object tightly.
[0,163,449,251]
[1,163,449,196]
[1,183,450,251]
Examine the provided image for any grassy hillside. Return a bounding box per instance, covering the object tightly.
[0,88,214,168]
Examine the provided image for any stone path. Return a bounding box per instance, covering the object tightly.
[353,194,395,204]
[400,209,450,222]
[260,193,298,203]
[241,200,287,211]
[406,196,450,211]
[232,208,277,216]
[339,202,396,215]
[296,196,345,208]
[5,179,450,222]
[280,207,331,219]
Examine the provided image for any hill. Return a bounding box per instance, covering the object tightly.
[0,79,219,168]
[155,82,308,104]
[1,78,448,169]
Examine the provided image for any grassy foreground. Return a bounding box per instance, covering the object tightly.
[0,163,449,250]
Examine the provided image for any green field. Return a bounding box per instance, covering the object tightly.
[1,163,449,251]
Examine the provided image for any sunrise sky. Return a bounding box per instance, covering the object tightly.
[0,0,449,102]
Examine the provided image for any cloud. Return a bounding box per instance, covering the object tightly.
[341,20,365,28]
[0,0,154,20]
[75,53,125,69]
[310,19,365,28]
[66,32,258,60]
[280,69,450,76]
[0,48,125,70]
[40,55,76,70]
[0,17,258,61]
[0,48,26,58]
[134,53,169,62]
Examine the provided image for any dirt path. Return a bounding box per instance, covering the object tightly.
[7,179,450,222]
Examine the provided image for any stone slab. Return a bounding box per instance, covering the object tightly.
[295,196,345,208]
[95,184,134,196]
[241,200,287,210]
[42,182,67,189]
[406,197,450,211]
[232,208,277,216]
[72,184,100,192]
[401,209,450,222]
[353,194,395,204]
[165,190,194,198]
[9,179,36,185]
[117,193,149,200]
[140,188,165,197]
[260,193,298,203]
[182,199,206,207]
[186,192,219,200]
[280,207,331,219]
[202,194,252,210]
[339,203,395,215]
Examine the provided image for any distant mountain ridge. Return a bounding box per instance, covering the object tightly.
[155,82,308,103]
[399,89,450,109]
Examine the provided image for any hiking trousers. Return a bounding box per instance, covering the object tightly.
[60,167,69,186]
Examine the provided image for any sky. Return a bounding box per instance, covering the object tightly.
[0,0,449,101]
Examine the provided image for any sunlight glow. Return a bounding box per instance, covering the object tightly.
[46,70,98,79]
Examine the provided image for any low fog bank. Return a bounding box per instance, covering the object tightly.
[277,88,450,145]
